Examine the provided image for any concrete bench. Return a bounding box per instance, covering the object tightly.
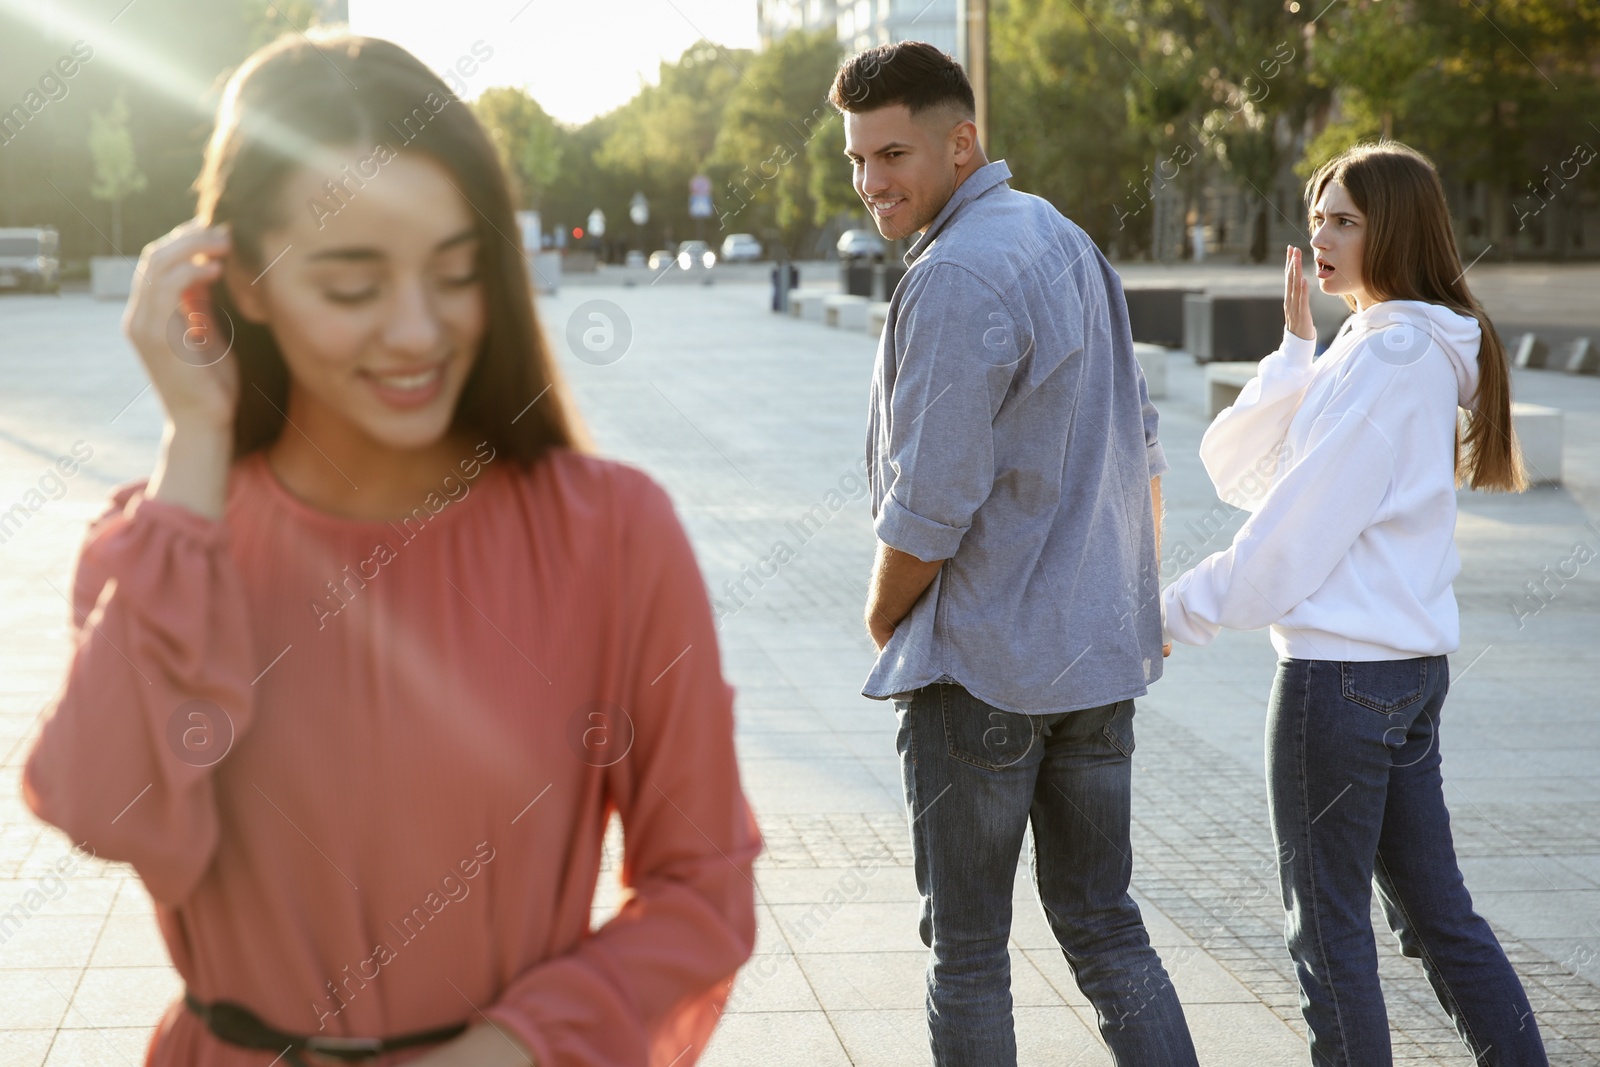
[1512,402,1563,485]
[868,301,892,338]
[788,289,833,321]
[824,294,871,329]
[1204,361,1258,418]
[1124,287,1199,348]
[1132,342,1168,399]
[1513,333,1549,369]
[1184,293,1282,363]
[1562,337,1597,375]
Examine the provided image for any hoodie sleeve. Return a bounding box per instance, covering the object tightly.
[1163,405,1395,645]
[1198,329,1318,511]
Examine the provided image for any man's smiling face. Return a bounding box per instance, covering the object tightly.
[843,103,974,241]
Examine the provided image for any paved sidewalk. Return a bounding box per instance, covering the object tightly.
[1,281,1598,1065]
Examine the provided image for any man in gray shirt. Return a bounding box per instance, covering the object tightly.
[831,42,1198,1067]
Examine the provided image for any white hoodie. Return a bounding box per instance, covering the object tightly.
[1162,299,1483,661]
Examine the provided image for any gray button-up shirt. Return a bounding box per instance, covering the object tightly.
[864,160,1167,715]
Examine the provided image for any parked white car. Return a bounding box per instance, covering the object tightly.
[719,233,763,262]
[0,227,61,293]
[836,228,886,260]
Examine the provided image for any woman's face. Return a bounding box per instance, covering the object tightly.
[1309,180,1373,308]
[227,150,486,453]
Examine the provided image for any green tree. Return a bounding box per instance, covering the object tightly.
[88,89,148,253]
[1305,0,1600,255]
[709,29,849,254]
[988,0,1152,253]
[472,88,567,209]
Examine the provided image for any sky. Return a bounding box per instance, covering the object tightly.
[349,0,762,126]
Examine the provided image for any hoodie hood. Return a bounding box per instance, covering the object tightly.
[1344,299,1483,407]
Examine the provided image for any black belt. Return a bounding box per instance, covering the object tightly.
[184,991,469,1065]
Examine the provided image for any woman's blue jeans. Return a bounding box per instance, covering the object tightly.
[1267,656,1548,1065]
[896,682,1199,1067]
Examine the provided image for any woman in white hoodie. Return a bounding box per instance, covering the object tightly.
[1163,141,1546,1065]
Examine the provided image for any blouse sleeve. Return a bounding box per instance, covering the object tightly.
[484,472,761,1067]
[1199,329,1318,510]
[21,484,257,906]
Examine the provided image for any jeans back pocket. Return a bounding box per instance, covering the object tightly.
[940,686,1038,771]
[1339,659,1429,714]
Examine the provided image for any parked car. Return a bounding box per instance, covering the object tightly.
[719,233,762,262]
[0,226,61,293]
[676,240,715,269]
[836,228,886,260]
[624,249,646,268]
[647,249,677,270]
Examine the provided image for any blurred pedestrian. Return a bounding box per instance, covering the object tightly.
[24,30,758,1067]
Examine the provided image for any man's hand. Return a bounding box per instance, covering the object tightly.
[868,614,895,651]
[865,540,945,651]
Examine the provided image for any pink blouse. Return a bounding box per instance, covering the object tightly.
[23,446,761,1066]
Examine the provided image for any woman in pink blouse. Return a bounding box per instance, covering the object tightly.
[22,31,759,1067]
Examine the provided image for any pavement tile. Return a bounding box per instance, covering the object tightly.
[723,952,822,1013]
[756,865,920,906]
[42,1027,160,1066]
[0,917,103,970]
[769,900,923,955]
[796,948,1063,1012]
[0,1028,54,1067]
[58,966,182,1029]
[699,1011,852,1067]
[0,969,78,1029]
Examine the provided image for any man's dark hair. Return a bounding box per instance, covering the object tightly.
[828,41,975,118]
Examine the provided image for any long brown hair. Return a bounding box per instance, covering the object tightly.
[194,30,588,463]
[1305,142,1525,492]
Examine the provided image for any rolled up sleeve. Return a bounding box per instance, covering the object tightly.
[875,263,1019,563]
[1139,367,1169,479]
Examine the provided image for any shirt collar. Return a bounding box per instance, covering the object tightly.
[904,159,1013,266]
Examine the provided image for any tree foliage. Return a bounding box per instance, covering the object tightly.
[5,1,1595,263]
[472,88,566,210]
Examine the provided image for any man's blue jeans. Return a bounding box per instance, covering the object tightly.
[1267,656,1548,1065]
[895,682,1199,1067]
